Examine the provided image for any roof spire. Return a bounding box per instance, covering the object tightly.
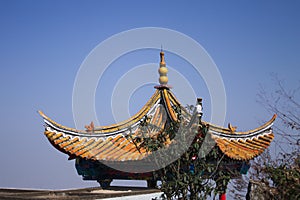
[158,50,168,85]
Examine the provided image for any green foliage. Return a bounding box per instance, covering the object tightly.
[249,151,300,200]
[265,154,300,199]
[134,105,231,199]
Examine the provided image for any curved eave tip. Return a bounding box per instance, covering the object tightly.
[271,114,277,121]
[38,110,46,118]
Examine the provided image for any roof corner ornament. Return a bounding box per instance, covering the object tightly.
[228,123,237,133]
[196,98,203,120]
[85,121,94,132]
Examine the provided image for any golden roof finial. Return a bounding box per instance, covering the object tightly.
[158,49,168,85]
[160,51,165,65]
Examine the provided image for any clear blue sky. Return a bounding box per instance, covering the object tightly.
[0,1,299,189]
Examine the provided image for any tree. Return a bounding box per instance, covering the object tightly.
[134,105,234,200]
[258,76,300,154]
[245,77,300,199]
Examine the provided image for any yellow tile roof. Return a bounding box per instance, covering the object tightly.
[40,87,276,162]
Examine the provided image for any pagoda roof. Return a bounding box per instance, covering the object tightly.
[39,51,276,162]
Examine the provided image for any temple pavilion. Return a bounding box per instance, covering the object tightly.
[39,51,275,199]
